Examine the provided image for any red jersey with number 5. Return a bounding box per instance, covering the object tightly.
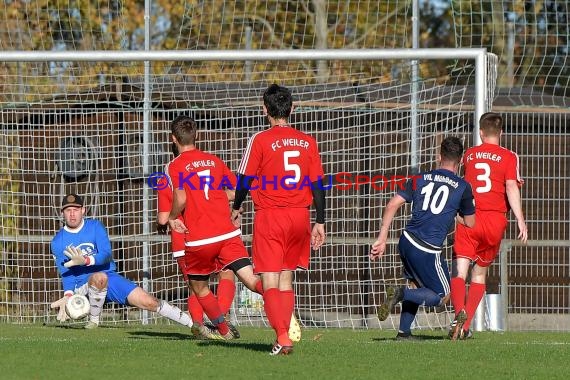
[463,142,522,213]
[168,149,239,245]
[237,125,324,210]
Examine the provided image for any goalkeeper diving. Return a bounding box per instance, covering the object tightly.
[50,193,196,330]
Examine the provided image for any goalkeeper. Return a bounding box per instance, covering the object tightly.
[50,193,195,330]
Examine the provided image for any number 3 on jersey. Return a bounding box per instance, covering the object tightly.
[474,162,492,193]
[283,150,301,185]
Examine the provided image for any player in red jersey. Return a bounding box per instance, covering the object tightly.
[156,143,239,339]
[449,112,528,340]
[231,84,326,355]
[166,115,263,340]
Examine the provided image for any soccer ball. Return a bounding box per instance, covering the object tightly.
[65,294,90,319]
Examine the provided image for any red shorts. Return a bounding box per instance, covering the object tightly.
[252,207,311,273]
[453,210,508,267]
[183,235,249,276]
[171,231,189,281]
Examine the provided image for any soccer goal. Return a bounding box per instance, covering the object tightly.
[0,48,496,330]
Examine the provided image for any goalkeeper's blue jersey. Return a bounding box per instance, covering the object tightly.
[397,168,475,248]
[51,219,117,293]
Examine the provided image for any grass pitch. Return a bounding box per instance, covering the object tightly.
[1,324,569,379]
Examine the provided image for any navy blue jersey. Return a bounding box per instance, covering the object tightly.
[398,168,475,247]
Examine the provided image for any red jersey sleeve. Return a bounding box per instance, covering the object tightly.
[221,160,237,188]
[168,159,181,190]
[157,185,172,212]
[308,135,325,182]
[237,133,263,176]
[505,150,522,184]
[157,163,173,212]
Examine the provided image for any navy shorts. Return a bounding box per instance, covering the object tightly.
[398,231,450,297]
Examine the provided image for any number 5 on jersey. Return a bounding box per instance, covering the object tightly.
[283,150,301,185]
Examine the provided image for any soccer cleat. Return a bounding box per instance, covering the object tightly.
[288,314,301,342]
[204,322,217,330]
[220,330,236,340]
[269,342,293,356]
[448,309,468,341]
[191,322,223,340]
[84,321,99,329]
[396,331,420,341]
[377,286,404,321]
[191,322,202,338]
[460,329,473,340]
[225,318,240,339]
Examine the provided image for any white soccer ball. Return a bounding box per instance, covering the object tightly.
[65,294,90,320]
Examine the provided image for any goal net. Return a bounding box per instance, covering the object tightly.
[0,49,494,331]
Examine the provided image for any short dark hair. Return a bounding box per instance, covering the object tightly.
[171,115,197,146]
[440,136,464,163]
[263,84,293,119]
[479,112,503,136]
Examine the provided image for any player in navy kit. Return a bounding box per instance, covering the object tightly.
[370,137,475,339]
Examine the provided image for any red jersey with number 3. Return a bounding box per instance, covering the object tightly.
[237,125,324,209]
[168,149,239,245]
[463,142,522,213]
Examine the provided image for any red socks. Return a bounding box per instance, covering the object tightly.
[450,277,466,316]
[263,288,292,346]
[217,278,236,316]
[196,292,229,335]
[281,289,294,330]
[188,293,204,324]
[464,282,486,331]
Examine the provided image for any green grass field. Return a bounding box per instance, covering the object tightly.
[1,324,569,380]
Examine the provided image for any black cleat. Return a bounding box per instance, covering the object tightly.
[396,331,421,341]
[225,319,240,339]
[377,286,404,321]
[448,309,468,341]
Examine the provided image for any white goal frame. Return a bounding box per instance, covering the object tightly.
[1,48,489,325]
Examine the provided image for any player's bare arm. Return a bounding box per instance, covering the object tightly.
[311,223,325,250]
[230,207,244,228]
[506,179,528,243]
[370,194,406,261]
[310,179,326,250]
[224,189,235,201]
[456,213,476,228]
[168,187,189,234]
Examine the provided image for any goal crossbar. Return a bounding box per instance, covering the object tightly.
[0,48,487,62]
[0,47,489,143]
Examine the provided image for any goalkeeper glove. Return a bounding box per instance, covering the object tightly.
[50,295,71,322]
[156,222,168,234]
[64,245,87,268]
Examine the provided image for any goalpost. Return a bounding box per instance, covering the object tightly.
[0,48,494,329]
